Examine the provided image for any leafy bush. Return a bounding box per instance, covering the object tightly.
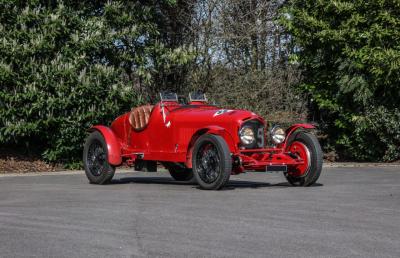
[282,0,400,161]
[344,107,400,161]
[0,1,190,167]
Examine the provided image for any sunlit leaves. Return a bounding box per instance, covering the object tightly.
[0,0,190,166]
[282,0,400,161]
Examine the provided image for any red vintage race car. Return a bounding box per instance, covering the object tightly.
[83,92,323,190]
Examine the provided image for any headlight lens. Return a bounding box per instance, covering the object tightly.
[239,126,255,145]
[270,126,286,144]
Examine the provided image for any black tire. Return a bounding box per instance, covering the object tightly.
[285,131,323,186]
[192,134,232,190]
[83,131,115,184]
[163,162,196,182]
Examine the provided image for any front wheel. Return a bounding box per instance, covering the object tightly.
[83,131,115,184]
[192,134,232,190]
[285,131,323,186]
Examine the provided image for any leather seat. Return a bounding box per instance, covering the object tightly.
[129,105,154,130]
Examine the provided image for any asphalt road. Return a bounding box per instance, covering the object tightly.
[0,167,399,258]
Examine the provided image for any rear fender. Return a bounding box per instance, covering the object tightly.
[184,126,236,168]
[88,125,122,166]
[282,123,315,149]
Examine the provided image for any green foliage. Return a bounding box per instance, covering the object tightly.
[0,0,192,166]
[282,0,400,161]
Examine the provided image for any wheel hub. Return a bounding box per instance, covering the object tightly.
[87,140,106,177]
[288,141,311,177]
[196,142,221,183]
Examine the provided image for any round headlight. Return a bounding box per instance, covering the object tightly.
[270,126,286,144]
[239,126,255,145]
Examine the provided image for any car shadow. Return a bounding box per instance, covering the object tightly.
[222,181,323,190]
[111,176,196,186]
[110,176,323,190]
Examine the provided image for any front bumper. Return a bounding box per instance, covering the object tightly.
[233,148,304,173]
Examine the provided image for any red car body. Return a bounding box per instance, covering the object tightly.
[89,100,315,175]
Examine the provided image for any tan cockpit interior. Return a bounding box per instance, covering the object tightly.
[129,105,154,130]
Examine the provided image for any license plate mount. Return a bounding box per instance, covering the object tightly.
[266,165,287,173]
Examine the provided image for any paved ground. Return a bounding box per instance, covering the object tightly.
[0,167,399,258]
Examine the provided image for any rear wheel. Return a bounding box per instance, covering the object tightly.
[285,131,323,186]
[192,134,232,190]
[83,131,115,184]
[163,162,195,182]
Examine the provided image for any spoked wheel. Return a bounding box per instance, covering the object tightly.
[83,131,115,184]
[162,162,196,182]
[192,134,231,190]
[285,131,323,186]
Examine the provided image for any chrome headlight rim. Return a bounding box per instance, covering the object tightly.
[270,125,286,144]
[239,125,255,146]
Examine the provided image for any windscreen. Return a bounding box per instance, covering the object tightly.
[189,92,207,102]
[160,92,178,101]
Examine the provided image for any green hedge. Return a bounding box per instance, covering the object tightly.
[0,1,190,167]
[282,0,400,161]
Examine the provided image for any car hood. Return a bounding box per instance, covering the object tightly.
[169,105,264,126]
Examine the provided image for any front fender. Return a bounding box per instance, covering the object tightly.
[88,125,122,166]
[204,126,237,152]
[184,126,237,168]
[282,123,315,149]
